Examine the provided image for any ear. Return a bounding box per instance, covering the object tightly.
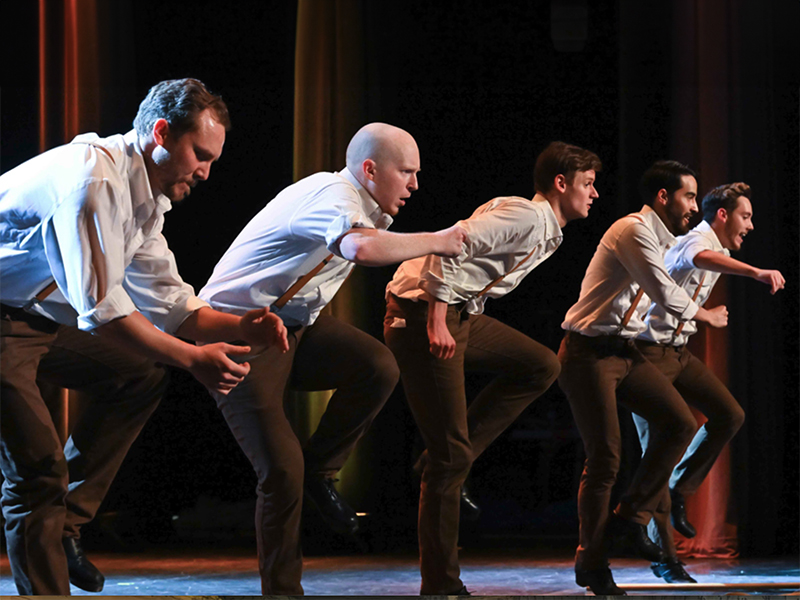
[362,158,377,181]
[554,174,567,193]
[655,188,669,206]
[152,118,170,146]
[716,207,729,223]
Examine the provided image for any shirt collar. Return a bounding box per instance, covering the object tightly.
[640,204,677,249]
[532,193,564,241]
[337,166,393,229]
[122,130,172,215]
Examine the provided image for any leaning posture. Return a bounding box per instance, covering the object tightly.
[384,141,601,595]
[0,79,287,596]
[632,182,785,582]
[557,160,729,595]
[198,122,467,595]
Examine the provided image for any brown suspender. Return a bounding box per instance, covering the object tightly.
[472,245,540,301]
[620,287,645,329]
[272,253,335,309]
[674,272,707,338]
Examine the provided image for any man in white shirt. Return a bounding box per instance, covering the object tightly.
[0,78,288,596]
[198,122,467,595]
[558,160,729,595]
[632,182,785,582]
[384,141,602,595]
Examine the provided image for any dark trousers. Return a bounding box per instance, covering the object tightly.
[557,331,696,569]
[384,295,560,594]
[632,342,745,555]
[211,315,399,595]
[0,305,167,595]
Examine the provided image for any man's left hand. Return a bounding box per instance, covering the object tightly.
[240,307,289,352]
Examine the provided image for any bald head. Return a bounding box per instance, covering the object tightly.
[346,123,418,173]
[346,123,421,216]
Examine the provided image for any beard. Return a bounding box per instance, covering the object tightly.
[665,200,693,235]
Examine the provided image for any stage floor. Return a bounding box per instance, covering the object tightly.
[1,546,798,596]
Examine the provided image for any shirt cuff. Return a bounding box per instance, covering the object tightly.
[162,295,211,335]
[76,285,138,331]
[678,300,700,322]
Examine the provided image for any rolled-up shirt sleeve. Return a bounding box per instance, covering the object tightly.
[288,183,373,257]
[683,236,714,268]
[124,232,209,334]
[44,179,139,331]
[615,221,699,322]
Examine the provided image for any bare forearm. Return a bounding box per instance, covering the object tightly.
[97,311,199,370]
[176,306,242,342]
[693,250,757,278]
[340,229,448,266]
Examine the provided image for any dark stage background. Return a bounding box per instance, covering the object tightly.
[1,0,798,559]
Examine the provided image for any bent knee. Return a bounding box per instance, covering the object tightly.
[368,345,401,392]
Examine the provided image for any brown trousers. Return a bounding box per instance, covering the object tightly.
[632,342,745,555]
[211,315,399,595]
[384,295,560,594]
[0,305,167,595]
[557,331,696,569]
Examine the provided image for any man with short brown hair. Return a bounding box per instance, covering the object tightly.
[0,78,287,595]
[384,141,602,595]
[633,182,785,583]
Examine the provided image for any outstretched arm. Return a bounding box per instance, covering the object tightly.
[98,311,253,395]
[338,225,467,267]
[177,306,289,352]
[693,250,786,294]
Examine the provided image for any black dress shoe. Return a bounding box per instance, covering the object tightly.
[452,585,472,596]
[62,537,104,592]
[652,558,697,583]
[304,476,359,535]
[460,483,481,522]
[605,513,666,563]
[575,565,626,595]
[669,489,697,538]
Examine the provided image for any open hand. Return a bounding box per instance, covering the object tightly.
[240,307,289,352]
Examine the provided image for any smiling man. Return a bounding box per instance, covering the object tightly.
[557,160,731,595]
[198,122,467,595]
[632,182,785,583]
[383,141,601,595]
[0,78,288,596]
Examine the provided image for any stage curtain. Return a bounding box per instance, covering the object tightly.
[37,0,102,443]
[289,0,371,497]
[619,0,796,558]
[667,0,739,558]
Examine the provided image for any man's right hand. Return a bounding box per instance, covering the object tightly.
[754,268,786,295]
[696,305,729,328]
[188,343,252,395]
[433,225,468,258]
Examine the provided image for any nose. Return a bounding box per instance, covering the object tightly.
[408,173,418,192]
[690,198,698,213]
[195,162,211,181]
[591,185,599,199]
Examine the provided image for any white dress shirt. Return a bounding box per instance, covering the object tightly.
[199,167,392,327]
[562,205,699,338]
[386,194,563,315]
[638,220,728,346]
[0,131,207,333]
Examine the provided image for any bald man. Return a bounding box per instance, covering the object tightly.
[199,123,466,595]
